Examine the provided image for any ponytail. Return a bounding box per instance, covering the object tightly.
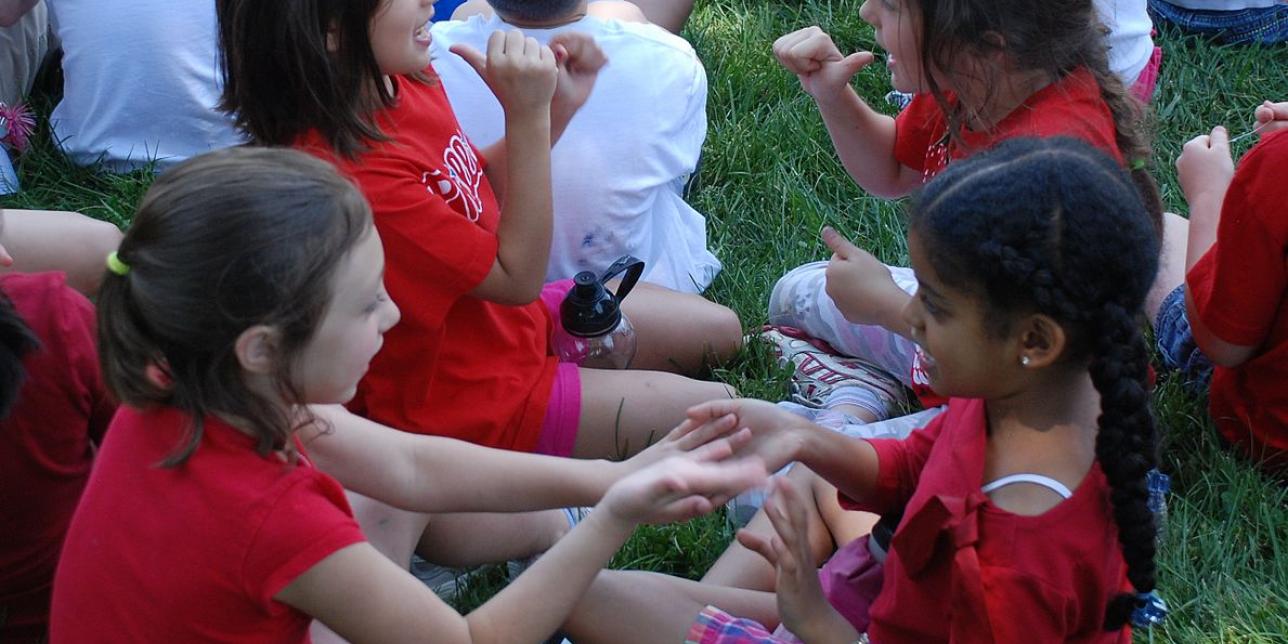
[1087,301,1160,629]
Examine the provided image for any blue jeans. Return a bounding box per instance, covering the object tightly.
[1155,284,1214,394]
[432,0,467,21]
[1148,0,1288,45]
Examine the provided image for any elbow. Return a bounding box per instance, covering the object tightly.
[1199,342,1256,369]
[491,280,545,307]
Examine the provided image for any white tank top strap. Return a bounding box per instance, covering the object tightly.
[980,473,1074,499]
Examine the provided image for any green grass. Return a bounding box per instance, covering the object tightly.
[5,1,1287,640]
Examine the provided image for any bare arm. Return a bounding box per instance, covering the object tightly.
[276,457,767,644]
[1176,127,1259,368]
[773,27,922,198]
[0,0,38,28]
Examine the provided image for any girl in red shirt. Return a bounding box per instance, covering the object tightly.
[758,0,1164,429]
[565,138,1167,643]
[50,147,766,644]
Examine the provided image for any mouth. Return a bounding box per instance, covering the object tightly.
[414,22,432,46]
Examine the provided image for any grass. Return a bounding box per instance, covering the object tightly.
[5,1,1286,640]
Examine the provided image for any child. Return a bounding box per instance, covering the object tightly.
[562,137,1165,643]
[762,0,1161,425]
[431,0,722,293]
[1149,109,1288,474]
[0,269,113,644]
[217,0,741,462]
[48,147,766,643]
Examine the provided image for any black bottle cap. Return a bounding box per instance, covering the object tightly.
[560,271,621,337]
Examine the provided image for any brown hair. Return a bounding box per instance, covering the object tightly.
[906,0,1163,226]
[217,0,427,158]
[97,147,372,465]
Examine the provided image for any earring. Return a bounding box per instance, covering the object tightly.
[1020,355,1031,367]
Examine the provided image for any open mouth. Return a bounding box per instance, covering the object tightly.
[414,22,432,45]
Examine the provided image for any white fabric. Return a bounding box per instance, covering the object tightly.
[430,14,720,293]
[981,473,1075,499]
[1163,1,1283,10]
[1094,0,1156,87]
[45,0,245,171]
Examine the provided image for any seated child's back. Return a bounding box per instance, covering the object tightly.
[431,10,721,293]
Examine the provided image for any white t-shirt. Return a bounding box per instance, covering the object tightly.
[46,0,245,171]
[1094,0,1156,87]
[1162,1,1283,9]
[430,14,721,293]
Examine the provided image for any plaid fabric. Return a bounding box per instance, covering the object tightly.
[685,606,787,644]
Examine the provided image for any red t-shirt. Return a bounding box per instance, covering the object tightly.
[1186,130,1288,471]
[894,67,1123,182]
[296,73,557,451]
[50,407,365,643]
[0,273,114,644]
[840,399,1130,643]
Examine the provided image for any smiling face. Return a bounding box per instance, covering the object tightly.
[902,231,1020,399]
[859,0,929,93]
[291,228,401,404]
[369,0,438,77]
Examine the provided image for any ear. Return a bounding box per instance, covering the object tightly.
[234,325,282,375]
[1015,313,1067,368]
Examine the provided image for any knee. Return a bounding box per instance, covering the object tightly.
[699,302,743,364]
[588,1,649,23]
[73,218,124,296]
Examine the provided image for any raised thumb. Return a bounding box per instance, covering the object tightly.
[449,43,488,79]
[839,51,876,78]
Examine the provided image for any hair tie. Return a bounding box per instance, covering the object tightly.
[1131,591,1168,628]
[106,251,130,276]
[1129,158,1148,171]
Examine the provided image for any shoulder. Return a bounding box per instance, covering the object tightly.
[1,271,95,350]
[1230,130,1288,224]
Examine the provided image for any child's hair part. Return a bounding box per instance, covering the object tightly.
[217,0,412,157]
[0,293,39,419]
[908,137,1161,631]
[488,0,584,22]
[97,147,373,465]
[910,0,1163,225]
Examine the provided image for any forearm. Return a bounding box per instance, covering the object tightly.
[789,607,861,644]
[1184,192,1223,273]
[795,422,881,503]
[466,510,634,643]
[1184,288,1257,368]
[814,88,916,198]
[491,110,555,300]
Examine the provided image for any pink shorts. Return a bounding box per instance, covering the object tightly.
[1130,46,1164,103]
[535,279,582,457]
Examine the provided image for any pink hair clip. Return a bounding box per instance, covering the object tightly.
[0,102,36,153]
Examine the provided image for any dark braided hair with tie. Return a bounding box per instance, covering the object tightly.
[907,136,1161,631]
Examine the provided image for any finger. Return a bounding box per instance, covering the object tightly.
[736,529,779,565]
[1209,125,1230,149]
[503,29,526,55]
[449,43,489,79]
[771,535,798,576]
[821,226,860,259]
[551,42,568,66]
[1256,104,1275,126]
[685,399,738,423]
[524,36,542,59]
[682,433,737,464]
[1261,120,1288,137]
[838,51,876,78]
[671,413,738,450]
[0,242,12,268]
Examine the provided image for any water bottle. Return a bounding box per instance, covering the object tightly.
[1146,468,1170,537]
[553,256,644,370]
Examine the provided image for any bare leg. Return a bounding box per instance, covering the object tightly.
[416,509,570,567]
[564,569,778,644]
[449,0,492,20]
[1146,212,1189,323]
[574,367,735,459]
[625,0,695,33]
[616,279,743,375]
[587,1,649,23]
[0,209,123,296]
[702,467,878,591]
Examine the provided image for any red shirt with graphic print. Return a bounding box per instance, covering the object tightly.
[296,74,558,451]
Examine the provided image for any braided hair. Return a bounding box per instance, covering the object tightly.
[908,137,1161,631]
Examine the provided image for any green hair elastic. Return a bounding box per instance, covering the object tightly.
[106,251,130,276]
[1129,158,1148,171]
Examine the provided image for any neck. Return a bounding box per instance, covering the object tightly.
[957,67,1054,131]
[984,367,1100,469]
[498,4,589,28]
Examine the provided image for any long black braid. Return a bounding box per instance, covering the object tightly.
[908,137,1161,631]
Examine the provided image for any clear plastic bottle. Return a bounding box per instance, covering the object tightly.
[552,256,644,370]
[1146,468,1170,537]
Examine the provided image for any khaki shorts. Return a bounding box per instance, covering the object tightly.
[0,1,52,105]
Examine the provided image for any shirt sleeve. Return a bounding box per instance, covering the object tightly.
[892,94,941,172]
[837,414,945,514]
[1186,154,1287,347]
[55,283,117,443]
[359,157,500,331]
[241,472,367,611]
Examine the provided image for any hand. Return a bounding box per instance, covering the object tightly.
[451,30,559,117]
[772,26,875,101]
[549,32,607,118]
[822,227,907,327]
[599,455,768,525]
[684,398,811,474]
[624,411,753,474]
[739,477,857,642]
[1253,100,1288,138]
[1176,126,1235,219]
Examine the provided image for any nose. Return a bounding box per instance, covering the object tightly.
[381,296,402,332]
[901,291,923,341]
[858,0,877,26]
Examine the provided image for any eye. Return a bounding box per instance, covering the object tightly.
[919,291,945,318]
[364,290,389,314]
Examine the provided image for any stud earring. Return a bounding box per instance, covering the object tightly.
[1020,355,1031,367]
